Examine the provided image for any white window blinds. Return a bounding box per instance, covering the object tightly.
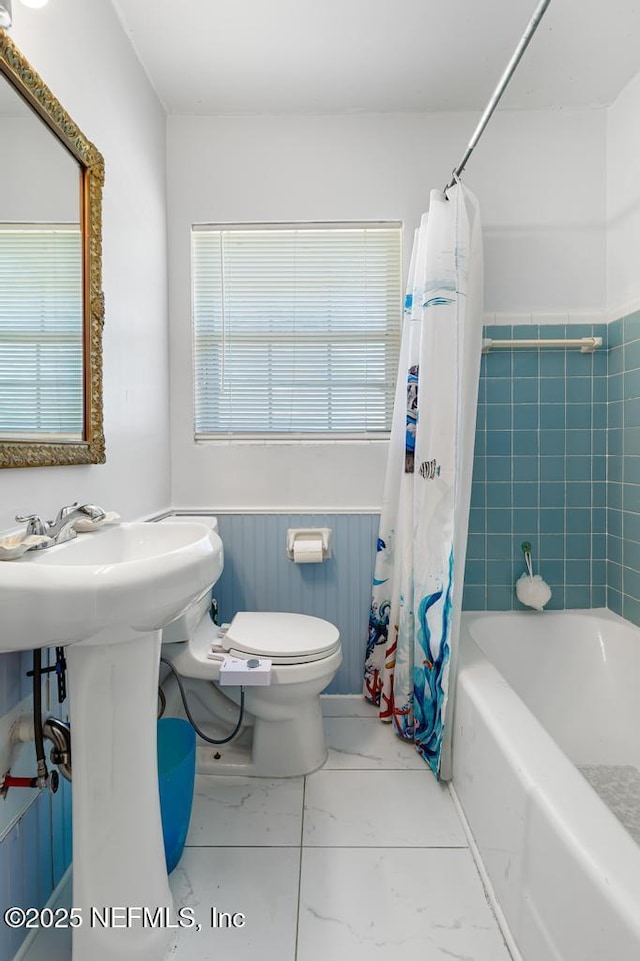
[192,223,402,437]
[0,225,83,440]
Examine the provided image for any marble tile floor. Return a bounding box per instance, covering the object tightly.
[20,696,512,961]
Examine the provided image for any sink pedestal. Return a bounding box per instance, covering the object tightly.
[0,520,224,958]
[66,630,174,961]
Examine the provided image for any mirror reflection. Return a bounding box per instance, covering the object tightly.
[0,72,83,441]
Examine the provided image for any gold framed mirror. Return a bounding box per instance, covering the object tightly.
[0,30,104,468]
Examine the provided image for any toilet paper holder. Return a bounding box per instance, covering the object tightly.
[286,528,332,562]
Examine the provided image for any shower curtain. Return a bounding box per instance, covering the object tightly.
[364,182,483,781]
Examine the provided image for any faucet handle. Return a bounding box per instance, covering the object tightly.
[77,504,106,522]
[53,502,79,525]
[15,513,48,536]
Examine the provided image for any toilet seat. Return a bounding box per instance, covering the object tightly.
[222,612,340,665]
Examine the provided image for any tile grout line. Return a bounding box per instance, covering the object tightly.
[183,843,471,850]
[300,843,470,850]
[293,774,306,961]
[184,843,303,849]
[304,764,430,772]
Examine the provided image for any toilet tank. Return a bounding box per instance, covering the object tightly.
[158,514,221,643]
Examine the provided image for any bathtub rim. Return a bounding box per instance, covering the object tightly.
[455,609,640,943]
[461,604,630,636]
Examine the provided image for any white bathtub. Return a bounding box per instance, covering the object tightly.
[453,609,640,961]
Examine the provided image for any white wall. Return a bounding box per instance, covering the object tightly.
[167,108,606,510]
[0,0,170,531]
[0,116,79,222]
[607,69,640,319]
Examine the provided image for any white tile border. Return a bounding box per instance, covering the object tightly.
[483,312,606,327]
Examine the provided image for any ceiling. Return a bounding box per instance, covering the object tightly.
[111,0,640,115]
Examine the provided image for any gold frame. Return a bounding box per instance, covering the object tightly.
[0,30,105,468]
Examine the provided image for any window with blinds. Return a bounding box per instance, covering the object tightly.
[192,223,402,437]
[0,225,84,440]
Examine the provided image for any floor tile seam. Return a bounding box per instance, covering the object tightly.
[183,842,470,851]
[299,843,470,850]
[184,842,304,849]
[194,765,426,775]
[318,764,437,768]
[320,765,429,771]
[300,775,307,844]
[293,777,307,961]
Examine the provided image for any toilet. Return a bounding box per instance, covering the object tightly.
[159,515,342,777]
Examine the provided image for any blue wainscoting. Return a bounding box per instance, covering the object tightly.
[213,513,379,695]
[0,650,72,961]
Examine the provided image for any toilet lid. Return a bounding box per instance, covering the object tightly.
[223,612,340,663]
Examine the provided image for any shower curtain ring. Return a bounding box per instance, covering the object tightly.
[444,168,461,199]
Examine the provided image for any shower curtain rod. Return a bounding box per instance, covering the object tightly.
[444,0,552,193]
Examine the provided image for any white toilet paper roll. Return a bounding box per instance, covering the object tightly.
[292,537,324,563]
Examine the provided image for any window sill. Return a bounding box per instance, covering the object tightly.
[194,434,390,446]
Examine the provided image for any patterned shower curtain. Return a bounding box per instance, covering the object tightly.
[364,182,483,781]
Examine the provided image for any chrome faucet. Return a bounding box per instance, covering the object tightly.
[16,503,106,549]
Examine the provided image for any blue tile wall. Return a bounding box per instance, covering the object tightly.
[463,323,608,611]
[607,310,640,624]
[213,513,379,695]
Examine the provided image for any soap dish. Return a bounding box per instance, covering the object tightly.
[0,533,51,560]
[72,511,121,533]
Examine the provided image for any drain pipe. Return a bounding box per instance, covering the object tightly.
[43,718,72,782]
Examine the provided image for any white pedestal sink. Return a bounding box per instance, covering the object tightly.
[0,521,223,961]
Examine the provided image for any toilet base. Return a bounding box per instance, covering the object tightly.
[161,673,332,777]
[196,695,328,777]
[196,741,328,778]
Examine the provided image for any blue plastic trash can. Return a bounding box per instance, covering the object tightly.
[157,717,196,874]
